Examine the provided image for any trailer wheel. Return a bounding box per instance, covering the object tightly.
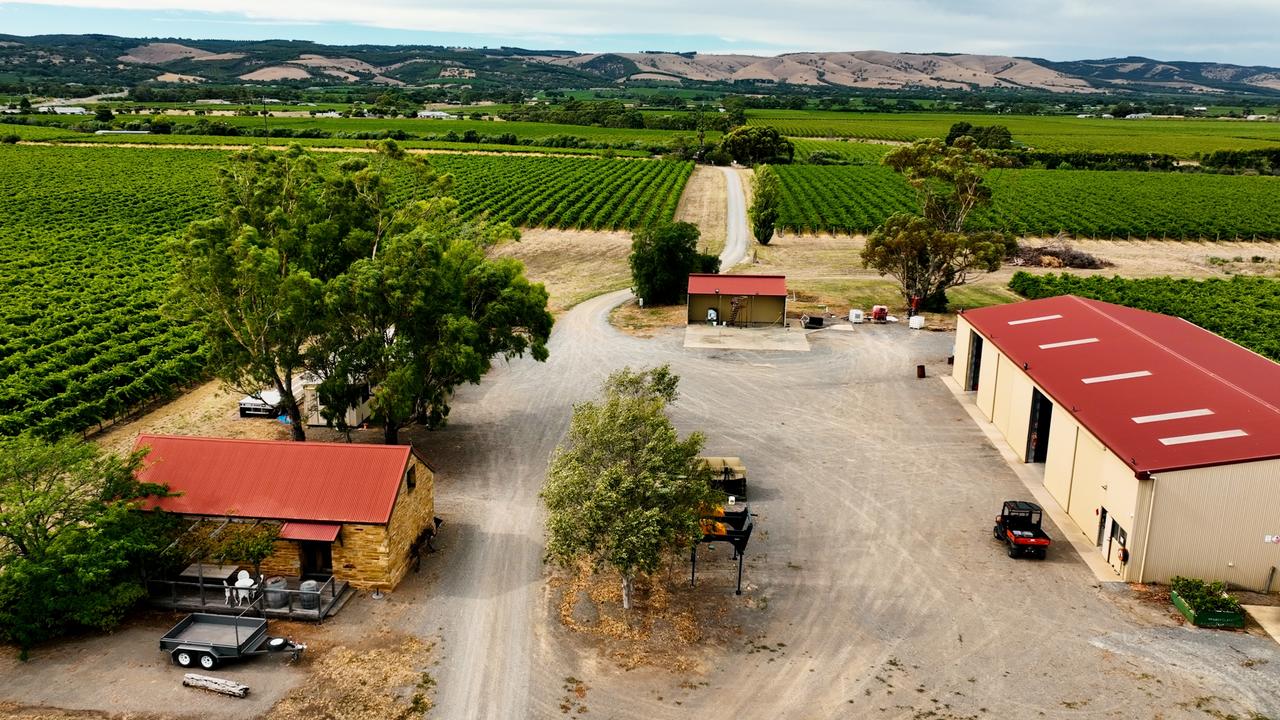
[198,653,218,670]
[173,650,195,668]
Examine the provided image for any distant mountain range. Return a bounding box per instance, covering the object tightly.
[3,34,1279,97]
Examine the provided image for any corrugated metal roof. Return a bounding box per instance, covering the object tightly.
[135,435,411,525]
[687,274,787,297]
[963,295,1280,474]
[279,521,342,542]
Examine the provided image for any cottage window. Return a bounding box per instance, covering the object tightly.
[406,466,417,491]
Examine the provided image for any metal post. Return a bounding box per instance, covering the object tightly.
[690,546,697,587]
[736,552,744,595]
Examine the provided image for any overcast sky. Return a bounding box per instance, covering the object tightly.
[2,0,1278,65]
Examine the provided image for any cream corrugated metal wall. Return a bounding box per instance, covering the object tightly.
[952,317,973,388]
[1043,413,1079,511]
[1143,459,1280,590]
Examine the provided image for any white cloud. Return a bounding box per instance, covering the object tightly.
[5,0,1279,62]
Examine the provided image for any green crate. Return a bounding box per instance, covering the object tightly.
[1170,589,1246,629]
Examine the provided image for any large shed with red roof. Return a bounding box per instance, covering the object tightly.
[953,296,1280,589]
[687,274,787,328]
[136,434,435,591]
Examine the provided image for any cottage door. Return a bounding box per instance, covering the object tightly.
[300,541,334,579]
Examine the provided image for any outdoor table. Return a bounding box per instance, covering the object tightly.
[178,563,241,585]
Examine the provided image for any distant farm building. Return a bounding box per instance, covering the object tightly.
[687,274,788,328]
[36,105,87,114]
[439,67,476,79]
[137,434,435,592]
[417,110,458,119]
[953,296,1280,590]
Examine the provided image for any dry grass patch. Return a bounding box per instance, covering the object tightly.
[674,166,728,255]
[552,560,744,674]
[492,229,633,314]
[271,635,437,720]
[609,300,686,336]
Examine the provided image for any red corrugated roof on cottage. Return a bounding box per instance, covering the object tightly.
[134,434,415,525]
[687,274,787,297]
[279,521,342,542]
[963,295,1280,474]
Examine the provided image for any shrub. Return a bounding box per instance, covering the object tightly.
[1170,576,1242,615]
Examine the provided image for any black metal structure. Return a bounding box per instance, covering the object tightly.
[690,505,755,595]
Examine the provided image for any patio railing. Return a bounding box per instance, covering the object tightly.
[146,574,349,621]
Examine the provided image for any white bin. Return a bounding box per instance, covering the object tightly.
[850,309,865,324]
[908,315,926,330]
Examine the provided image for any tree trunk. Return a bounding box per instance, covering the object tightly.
[621,574,634,611]
[285,401,306,441]
[383,423,399,445]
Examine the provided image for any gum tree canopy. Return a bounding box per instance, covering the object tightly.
[862,137,1014,311]
[170,142,553,443]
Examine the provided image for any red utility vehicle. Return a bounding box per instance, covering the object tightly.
[993,500,1051,559]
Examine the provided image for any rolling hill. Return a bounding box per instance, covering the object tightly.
[2,34,1279,97]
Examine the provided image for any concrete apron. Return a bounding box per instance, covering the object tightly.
[1243,606,1280,647]
[683,321,811,352]
[941,374,1123,585]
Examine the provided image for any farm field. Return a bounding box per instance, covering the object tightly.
[1009,273,1280,361]
[748,110,1280,156]
[57,133,653,157]
[774,164,1280,239]
[0,144,693,437]
[789,137,891,163]
[5,114,712,151]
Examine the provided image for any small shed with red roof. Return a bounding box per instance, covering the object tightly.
[135,434,435,591]
[953,296,1280,589]
[687,274,787,328]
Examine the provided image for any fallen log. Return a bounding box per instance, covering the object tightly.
[183,673,249,698]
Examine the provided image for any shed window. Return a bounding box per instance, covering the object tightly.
[406,466,417,491]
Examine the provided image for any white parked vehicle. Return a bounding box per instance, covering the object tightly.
[237,389,282,418]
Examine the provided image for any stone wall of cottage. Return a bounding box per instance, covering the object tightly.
[257,539,301,578]
[331,456,435,591]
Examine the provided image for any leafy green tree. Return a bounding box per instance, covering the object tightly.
[749,165,781,246]
[863,137,1013,310]
[94,107,114,123]
[18,96,30,113]
[882,137,1007,234]
[719,126,794,166]
[169,147,333,440]
[0,435,177,658]
[541,366,718,609]
[169,143,441,440]
[312,197,553,444]
[945,122,1013,150]
[628,222,720,305]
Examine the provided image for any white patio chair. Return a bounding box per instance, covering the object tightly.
[234,570,255,605]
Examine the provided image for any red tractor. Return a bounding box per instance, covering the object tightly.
[993,500,1051,559]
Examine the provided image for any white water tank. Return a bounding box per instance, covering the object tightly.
[908,315,926,330]
[850,309,865,324]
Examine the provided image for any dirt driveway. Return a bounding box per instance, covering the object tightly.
[406,292,1280,719]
